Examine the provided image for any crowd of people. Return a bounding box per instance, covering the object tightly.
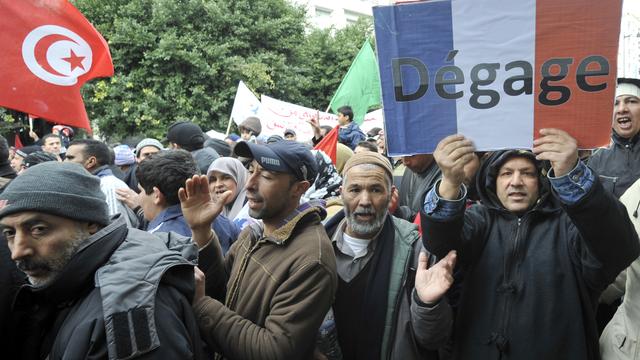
[0,78,639,359]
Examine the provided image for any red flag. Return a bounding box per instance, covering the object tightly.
[14,134,23,149]
[0,0,114,131]
[314,126,339,164]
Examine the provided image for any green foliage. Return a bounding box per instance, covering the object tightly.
[72,0,372,141]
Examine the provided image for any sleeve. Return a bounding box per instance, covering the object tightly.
[197,230,227,302]
[548,161,594,205]
[193,263,336,360]
[421,181,485,265]
[410,290,453,350]
[564,178,640,290]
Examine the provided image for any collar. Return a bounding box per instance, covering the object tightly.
[612,130,640,146]
[332,217,380,259]
[147,204,183,229]
[16,215,127,305]
[93,165,113,177]
[262,199,326,245]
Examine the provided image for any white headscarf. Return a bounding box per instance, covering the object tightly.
[207,157,248,220]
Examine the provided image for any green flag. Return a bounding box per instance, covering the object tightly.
[328,40,381,124]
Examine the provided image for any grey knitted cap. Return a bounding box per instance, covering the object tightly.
[0,162,110,226]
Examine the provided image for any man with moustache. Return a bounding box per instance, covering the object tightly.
[322,151,454,359]
[182,140,337,359]
[0,162,204,359]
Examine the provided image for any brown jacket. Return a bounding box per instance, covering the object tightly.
[193,204,338,359]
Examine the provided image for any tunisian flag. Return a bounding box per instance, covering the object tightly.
[313,126,339,164]
[0,0,114,130]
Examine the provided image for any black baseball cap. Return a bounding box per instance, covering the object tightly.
[234,141,318,184]
[166,121,205,147]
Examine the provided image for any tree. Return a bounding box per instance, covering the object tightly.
[0,0,374,141]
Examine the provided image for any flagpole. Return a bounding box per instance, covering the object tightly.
[225,116,234,136]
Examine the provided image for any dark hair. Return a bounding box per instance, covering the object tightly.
[42,133,62,144]
[337,106,354,122]
[366,127,382,138]
[136,149,197,205]
[69,139,112,166]
[320,125,333,135]
[0,135,9,164]
[355,141,378,152]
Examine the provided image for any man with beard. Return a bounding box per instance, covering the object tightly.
[0,162,204,359]
[322,151,454,359]
[180,140,337,359]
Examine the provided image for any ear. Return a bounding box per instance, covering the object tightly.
[152,187,166,206]
[291,180,311,197]
[87,222,101,235]
[85,155,97,170]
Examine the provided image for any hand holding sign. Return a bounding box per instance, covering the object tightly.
[434,134,475,200]
[532,128,579,177]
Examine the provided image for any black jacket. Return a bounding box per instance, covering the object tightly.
[422,152,639,360]
[11,215,204,359]
[588,131,640,198]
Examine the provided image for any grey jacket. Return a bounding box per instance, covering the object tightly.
[13,215,203,359]
[326,213,452,360]
[588,132,640,198]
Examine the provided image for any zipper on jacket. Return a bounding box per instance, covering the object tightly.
[491,217,525,355]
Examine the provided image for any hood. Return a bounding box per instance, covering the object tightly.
[475,150,554,213]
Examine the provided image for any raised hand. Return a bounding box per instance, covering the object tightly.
[433,135,475,199]
[179,175,231,232]
[532,128,579,177]
[415,250,457,304]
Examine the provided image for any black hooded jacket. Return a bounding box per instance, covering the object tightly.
[421,150,639,360]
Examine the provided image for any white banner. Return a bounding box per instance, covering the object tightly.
[230,81,261,126]
[258,95,338,141]
[361,109,384,135]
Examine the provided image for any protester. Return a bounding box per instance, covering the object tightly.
[135,138,164,162]
[206,157,249,222]
[334,106,366,150]
[113,144,136,173]
[589,78,640,198]
[136,150,239,254]
[354,140,378,154]
[321,151,453,359]
[20,151,58,173]
[0,162,205,359]
[284,128,297,141]
[238,116,262,142]
[10,145,39,174]
[181,140,337,359]
[51,125,74,150]
[587,78,640,330]
[600,175,640,359]
[421,129,639,359]
[396,153,441,221]
[204,137,232,157]
[65,139,138,227]
[41,133,62,157]
[302,150,342,202]
[166,121,219,174]
[117,137,164,192]
[0,136,17,191]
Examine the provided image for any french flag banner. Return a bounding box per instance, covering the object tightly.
[374,0,622,156]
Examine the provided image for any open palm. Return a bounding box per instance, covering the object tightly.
[179,175,231,230]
